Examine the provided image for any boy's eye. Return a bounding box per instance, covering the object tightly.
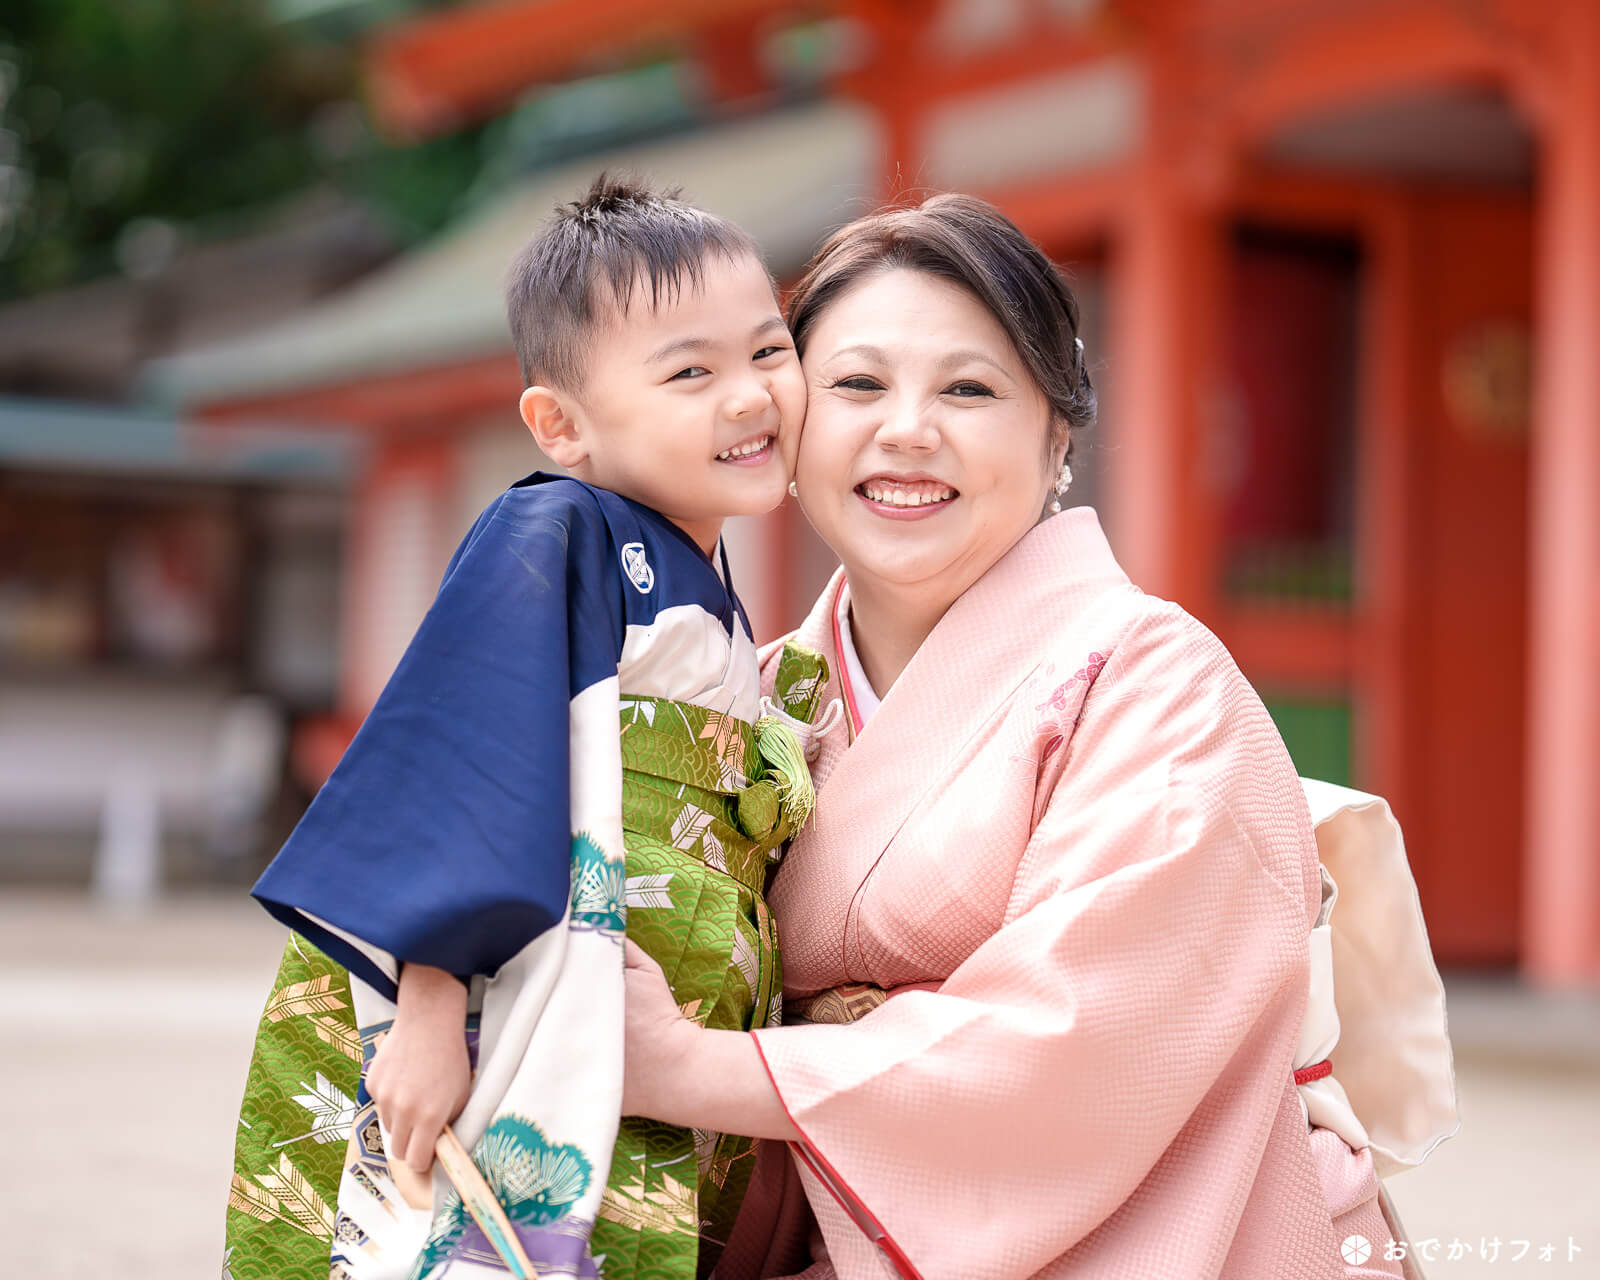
[946,380,995,398]
[828,375,883,392]
[753,345,788,360]
[670,366,711,381]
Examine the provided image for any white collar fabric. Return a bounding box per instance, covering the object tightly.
[833,581,881,729]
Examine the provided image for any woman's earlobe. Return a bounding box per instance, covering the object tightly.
[520,386,587,467]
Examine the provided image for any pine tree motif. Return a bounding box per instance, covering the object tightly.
[569,832,626,934]
[475,1116,593,1224]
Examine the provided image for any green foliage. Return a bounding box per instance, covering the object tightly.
[0,0,334,294]
[0,0,489,299]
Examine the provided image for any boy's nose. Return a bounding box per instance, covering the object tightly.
[724,378,774,419]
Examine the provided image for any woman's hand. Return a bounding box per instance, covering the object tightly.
[365,963,472,1173]
[622,940,800,1142]
[622,939,700,1121]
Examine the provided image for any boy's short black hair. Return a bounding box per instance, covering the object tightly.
[505,172,765,390]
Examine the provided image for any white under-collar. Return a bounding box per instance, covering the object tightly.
[833,581,881,730]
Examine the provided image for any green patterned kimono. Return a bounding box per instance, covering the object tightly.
[228,646,829,1280]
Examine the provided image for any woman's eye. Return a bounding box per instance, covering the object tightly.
[670,366,711,381]
[829,375,883,392]
[753,345,788,360]
[946,380,995,398]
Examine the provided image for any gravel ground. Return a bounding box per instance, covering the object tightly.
[2,890,1595,1279]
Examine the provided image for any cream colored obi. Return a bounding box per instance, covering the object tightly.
[1296,780,1459,1177]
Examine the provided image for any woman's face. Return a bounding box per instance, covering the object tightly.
[795,267,1060,607]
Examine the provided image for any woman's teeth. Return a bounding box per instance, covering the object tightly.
[715,436,772,461]
[858,481,957,507]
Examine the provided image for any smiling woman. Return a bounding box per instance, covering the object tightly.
[617,194,1445,1280]
[793,271,1058,684]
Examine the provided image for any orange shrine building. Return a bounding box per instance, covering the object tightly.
[150,0,1600,984]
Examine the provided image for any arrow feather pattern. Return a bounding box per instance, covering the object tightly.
[669,806,713,851]
[624,874,674,910]
[597,1171,698,1237]
[619,698,657,726]
[290,1072,359,1144]
[310,1013,363,1062]
[731,929,758,996]
[700,829,726,873]
[228,1173,290,1226]
[258,1153,337,1237]
[263,975,347,1022]
[693,1127,718,1177]
[781,675,819,706]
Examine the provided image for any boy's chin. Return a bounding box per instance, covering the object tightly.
[714,470,789,515]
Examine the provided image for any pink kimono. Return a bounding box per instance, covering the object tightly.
[720,508,1411,1280]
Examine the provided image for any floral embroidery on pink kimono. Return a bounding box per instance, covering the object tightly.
[719,507,1416,1280]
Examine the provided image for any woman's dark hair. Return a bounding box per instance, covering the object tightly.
[786,193,1096,460]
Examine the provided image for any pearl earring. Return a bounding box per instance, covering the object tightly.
[787,481,798,499]
[1049,461,1073,514]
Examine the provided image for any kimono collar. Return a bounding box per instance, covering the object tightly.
[832,583,880,733]
[789,506,1132,795]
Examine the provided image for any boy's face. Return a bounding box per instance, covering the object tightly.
[551,251,805,553]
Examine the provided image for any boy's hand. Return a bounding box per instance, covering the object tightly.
[365,963,472,1174]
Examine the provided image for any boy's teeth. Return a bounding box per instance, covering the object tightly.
[716,435,772,461]
[861,481,957,507]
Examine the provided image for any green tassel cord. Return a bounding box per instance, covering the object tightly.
[754,641,832,840]
[755,716,815,838]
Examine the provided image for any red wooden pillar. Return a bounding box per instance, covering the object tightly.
[1107,52,1223,612]
[1355,197,1419,818]
[839,0,931,198]
[696,13,770,106]
[1525,0,1600,983]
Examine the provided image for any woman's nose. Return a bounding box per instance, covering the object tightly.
[874,395,939,452]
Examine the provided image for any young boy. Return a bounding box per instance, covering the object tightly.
[227,175,828,1280]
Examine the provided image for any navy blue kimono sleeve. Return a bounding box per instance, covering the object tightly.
[252,477,626,1000]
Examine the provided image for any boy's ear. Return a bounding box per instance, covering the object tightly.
[520,386,587,468]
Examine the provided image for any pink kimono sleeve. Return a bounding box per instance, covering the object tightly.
[749,605,1322,1280]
